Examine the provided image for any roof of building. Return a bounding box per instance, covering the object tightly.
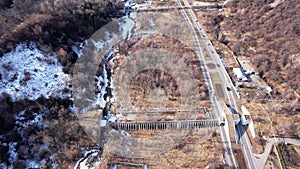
[241,105,250,116]
[233,67,247,81]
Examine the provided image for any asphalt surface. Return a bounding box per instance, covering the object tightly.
[129,1,300,168]
[176,0,238,168]
[177,3,300,168]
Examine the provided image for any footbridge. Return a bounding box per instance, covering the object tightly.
[112,119,223,131]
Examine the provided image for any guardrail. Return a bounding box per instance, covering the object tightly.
[112,119,221,131]
[127,4,222,12]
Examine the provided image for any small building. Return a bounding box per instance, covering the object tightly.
[240,105,255,138]
[233,67,248,81]
[240,105,251,125]
[245,69,254,75]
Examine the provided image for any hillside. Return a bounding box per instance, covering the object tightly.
[1,0,299,168]
[220,0,300,98]
[0,0,122,168]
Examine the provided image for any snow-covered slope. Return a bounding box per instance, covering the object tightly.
[0,106,59,169]
[0,43,70,101]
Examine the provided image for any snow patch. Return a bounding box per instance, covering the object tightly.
[25,160,40,169]
[15,109,43,140]
[95,63,109,108]
[107,115,117,123]
[0,163,7,169]
[11,107,58,168]
[69,104,77,112]
[15,110,43,127]
[0,43,70,101]
[72,41,87,58]
[91,40,104,52]
[119,16,135,40]
[95,49,120,109]
[8,142,18,165]
[125,0,135,8]
[74,149,101,169]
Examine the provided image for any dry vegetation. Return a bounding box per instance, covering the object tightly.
[0,0,123,168]
[194,0,225,2]
[279,144,300,169]
[273,143,300,169]
[99,129,227,168]
[0,0,123,73]
[0,1,119,118]
[194,0,299,149]
[150,0,177,7]
[113,33,211,114]
[192,0,300,165]
[239,99,300,154]
[0,96,96,168]
[211,0,299,98]
[264,145,282,169]
[2,0,299,168]
[196,0,300,98]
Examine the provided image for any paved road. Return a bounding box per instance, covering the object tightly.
[178,1,258,168]
[183,2,299,169]
[180,3,300,168]
[186,1,300,168]
[195,10,258,169]
[254,137,300,167]
[176,0,237,168]
[236,122,257,169]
